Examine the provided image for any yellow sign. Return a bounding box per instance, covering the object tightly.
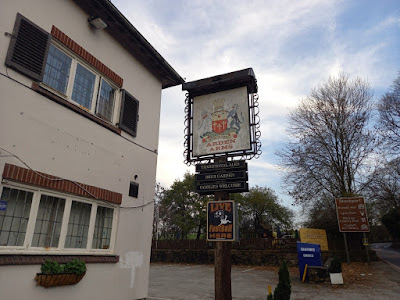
[299,228,329,251]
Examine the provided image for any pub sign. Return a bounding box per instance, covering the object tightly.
[182,68,260,164]
[193,86,250,157]
[207,200,238,241]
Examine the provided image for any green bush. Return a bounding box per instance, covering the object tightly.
[273,260,291,300]
[64,259,87,275]
[40,259,86,275]
[41,259,64,274]
[329,256,342,273]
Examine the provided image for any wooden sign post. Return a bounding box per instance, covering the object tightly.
[214,187,232,300]
[182,69,260,300]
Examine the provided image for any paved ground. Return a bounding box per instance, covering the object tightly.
[148,251,400,300]
[370,243,400,272]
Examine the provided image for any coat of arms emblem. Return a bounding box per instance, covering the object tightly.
[211,98,228,134]
[197,98,244,143]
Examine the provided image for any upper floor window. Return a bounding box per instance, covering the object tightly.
[43,44,71,94]
[43,44,116,122]
[5,13,139,136]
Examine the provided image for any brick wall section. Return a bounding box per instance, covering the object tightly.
[2,163,122,205]
[51,26,123,88]
[0,255,119,266]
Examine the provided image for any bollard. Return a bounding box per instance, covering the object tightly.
[267,285,273,300]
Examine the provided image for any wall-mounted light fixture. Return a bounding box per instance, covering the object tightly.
[88,17,107,29]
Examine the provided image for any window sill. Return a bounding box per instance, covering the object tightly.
[0,254,119,266]
[31,82,121,135]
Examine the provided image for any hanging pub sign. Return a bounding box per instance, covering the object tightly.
[207,200,238,241]
[182,68,261,164]
[195,170,248,183]
[193,86,250,156]
[195,160,249,194]
[197,181,248,195]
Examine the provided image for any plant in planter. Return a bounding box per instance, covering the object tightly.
[63,259,87,275]
[329,256,343,284]
[273,260,291,300]
[35,259,86,288]
[40,259,64,274]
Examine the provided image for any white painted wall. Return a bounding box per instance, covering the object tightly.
[0,0,164,299]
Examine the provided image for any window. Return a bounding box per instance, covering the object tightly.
[71,64,96,110]
[97,80,115,121]
[6,13,139,136]
[43,44,116,121]
[65,201,91,249]
[32,195,65,248]
[0,185,117,253]
[92,206,114,249]
[0,187,33,247]
[43,44,72,94]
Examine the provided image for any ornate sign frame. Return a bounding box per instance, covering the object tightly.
[183,68,261,165]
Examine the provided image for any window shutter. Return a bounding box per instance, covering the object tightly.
[5,13,50,81]
[119,90,139,137]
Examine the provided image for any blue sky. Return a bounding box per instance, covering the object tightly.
[113,0,399,219]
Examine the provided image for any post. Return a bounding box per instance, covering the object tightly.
[214,190,232,300]
[214,156,232,300]
[343,232,350,263]
[363,232,370,263]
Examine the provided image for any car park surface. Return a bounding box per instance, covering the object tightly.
[148,259,400,300]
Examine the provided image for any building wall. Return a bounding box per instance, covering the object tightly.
[0,0,162,299]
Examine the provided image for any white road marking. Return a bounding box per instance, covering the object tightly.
[242,268,255,273]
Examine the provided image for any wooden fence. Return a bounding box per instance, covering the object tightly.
[152,236,364,251]
[152,238,297,250]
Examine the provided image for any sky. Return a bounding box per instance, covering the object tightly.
[112,0,400,218]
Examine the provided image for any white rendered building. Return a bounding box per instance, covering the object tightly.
[0,1,183,299]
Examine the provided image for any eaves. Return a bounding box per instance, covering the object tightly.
[73,0,185,89]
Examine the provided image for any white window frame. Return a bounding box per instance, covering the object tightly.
[41,41,120,124]
[0,182,118,255]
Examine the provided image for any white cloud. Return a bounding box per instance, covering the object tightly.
[113,0,400,208]
[156,136,193,187]
[249,160,279,171]
[366,12,400,36]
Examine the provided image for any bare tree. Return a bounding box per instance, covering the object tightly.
[366,158,400,215]
[377,73,400,155]
[278,74,377,207]
[365,158,400,242]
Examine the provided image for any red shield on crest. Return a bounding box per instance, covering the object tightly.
[212,119,228,134]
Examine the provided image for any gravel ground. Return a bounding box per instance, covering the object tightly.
[148,260,400,300]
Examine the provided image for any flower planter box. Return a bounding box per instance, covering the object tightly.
[35,273,85,288]
[329,272,343,285]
